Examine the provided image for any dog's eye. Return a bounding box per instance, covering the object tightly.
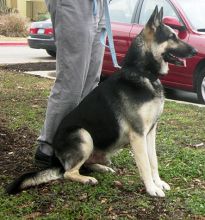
[169,33,176,40]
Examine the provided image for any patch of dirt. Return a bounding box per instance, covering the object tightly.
[0,118,37,185]
[0,62,56,72]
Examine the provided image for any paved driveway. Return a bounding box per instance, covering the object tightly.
[0,45,55,64]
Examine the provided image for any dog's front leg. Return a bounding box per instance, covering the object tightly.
[147,124,170,191]
[129,131,165,197]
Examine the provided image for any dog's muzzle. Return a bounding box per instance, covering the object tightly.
[162,47,197,67]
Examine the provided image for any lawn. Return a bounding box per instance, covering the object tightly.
[0,71,205,219]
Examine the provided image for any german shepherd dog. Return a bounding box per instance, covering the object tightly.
[6,7,197,197]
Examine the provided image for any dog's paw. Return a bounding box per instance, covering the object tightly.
[154,179,171,191]
[104,167,116,173]
[87,164,116,173]
[83,176,98,185]
[146,184,165,197]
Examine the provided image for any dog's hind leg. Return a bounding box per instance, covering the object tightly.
[146,124,170,191]
[86,164,115,173]
[129,131,165,197]
[64,169,98,185]
[58,129,98,185]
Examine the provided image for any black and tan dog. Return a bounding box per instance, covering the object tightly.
[6,7,197,197]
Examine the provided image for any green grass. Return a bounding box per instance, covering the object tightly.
[0,71,205,219]
[0,71,50,131]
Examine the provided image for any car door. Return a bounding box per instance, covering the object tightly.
[130,0,191,88]
[102,0,139,76]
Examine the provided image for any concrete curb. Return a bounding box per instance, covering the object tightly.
[0,41,28,46]
[166,98,205,108]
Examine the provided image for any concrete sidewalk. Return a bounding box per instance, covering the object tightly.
[25,70,56,79]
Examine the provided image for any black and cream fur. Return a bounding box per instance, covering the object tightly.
[6,7,197,197]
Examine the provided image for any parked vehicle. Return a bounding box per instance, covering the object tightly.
[28,0,205,104]
[27,19,56,57]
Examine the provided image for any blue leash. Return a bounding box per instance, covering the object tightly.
[93,0,121,69]
[93,0,97,16]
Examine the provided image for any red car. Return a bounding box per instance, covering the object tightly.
[28,0,205,103]
[102,0,205,104]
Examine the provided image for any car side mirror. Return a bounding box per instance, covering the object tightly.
[163,16,185,31]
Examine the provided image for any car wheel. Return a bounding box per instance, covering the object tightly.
[196,68,205,104]
[46,50,56,57]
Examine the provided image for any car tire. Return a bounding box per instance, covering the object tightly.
[196,68,205,104]
[46,50,56,57]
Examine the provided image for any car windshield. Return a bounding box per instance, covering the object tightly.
[177,0,205,31]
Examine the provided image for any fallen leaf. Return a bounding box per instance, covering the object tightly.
[113,180,123,189]
[101,198,108,204]
[79,193,88,201]
[24,212,41,220]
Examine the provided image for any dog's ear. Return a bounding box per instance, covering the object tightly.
[146,5,158,29]
[158,7,163,23]
[146,6,164,30]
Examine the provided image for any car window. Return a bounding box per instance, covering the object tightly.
[109,0,138,23]
[139,0,178,25]
[177,0,205,30]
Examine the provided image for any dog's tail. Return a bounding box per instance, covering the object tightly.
[5,167,64,195]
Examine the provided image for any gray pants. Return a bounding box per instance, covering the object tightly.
[38,0,106,155]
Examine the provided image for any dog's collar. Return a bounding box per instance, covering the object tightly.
[120,69,160,87]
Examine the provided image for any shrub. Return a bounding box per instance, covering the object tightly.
[0,13,28,37]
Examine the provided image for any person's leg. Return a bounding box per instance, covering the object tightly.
[81,0,106,100]
[36,0,102,166]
